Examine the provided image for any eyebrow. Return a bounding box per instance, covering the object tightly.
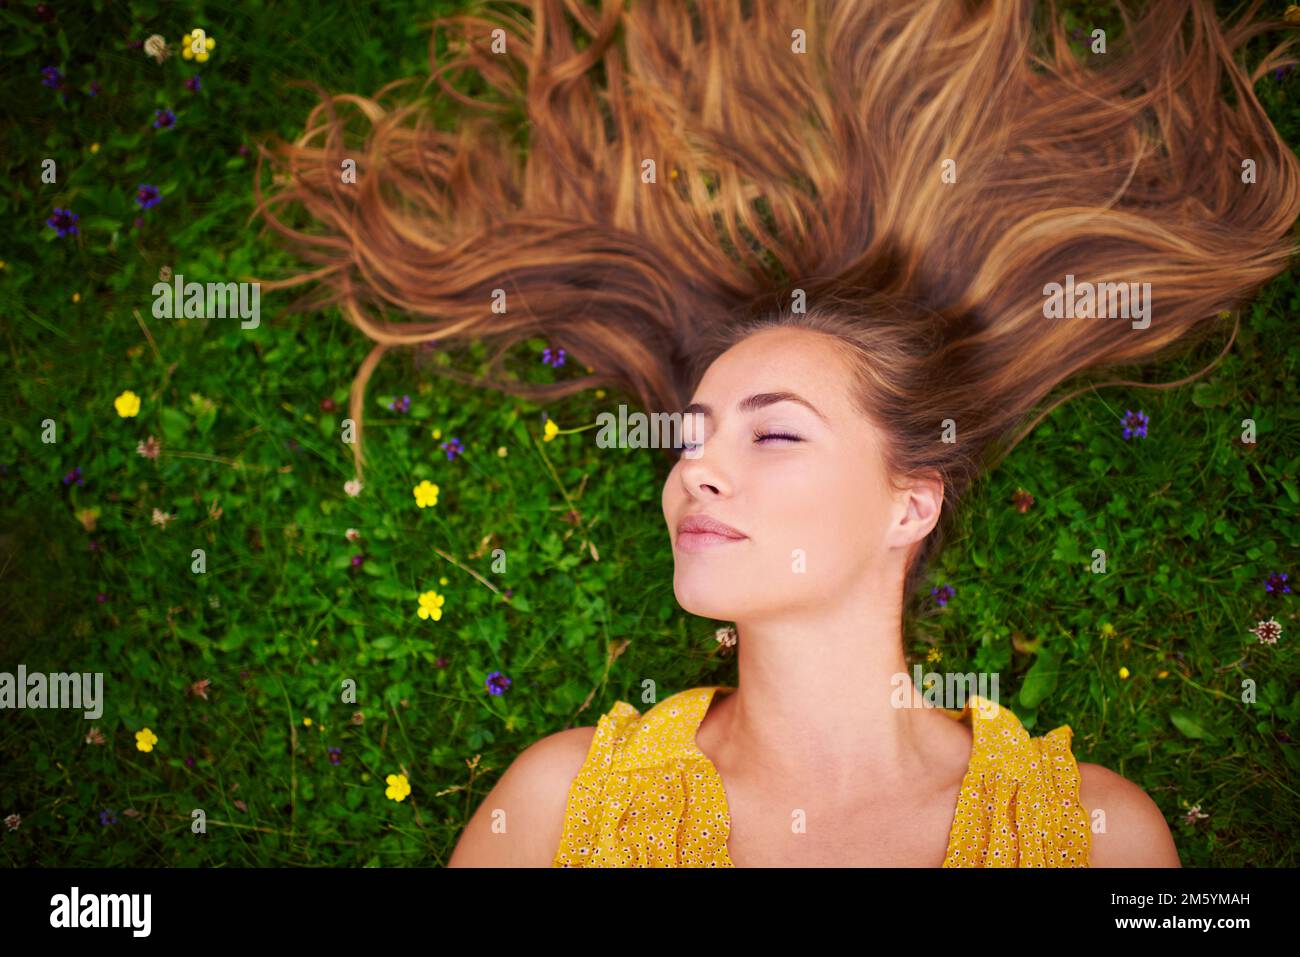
[682,391,828,423]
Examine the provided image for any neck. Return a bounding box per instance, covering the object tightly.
[708,591,946,804]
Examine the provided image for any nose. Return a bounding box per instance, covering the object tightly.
[677,442,729,498]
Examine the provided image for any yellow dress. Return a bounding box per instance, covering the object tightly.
[551,685,1091,867]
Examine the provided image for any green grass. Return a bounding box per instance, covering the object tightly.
[0,0,1296,867]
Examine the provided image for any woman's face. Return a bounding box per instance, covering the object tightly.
[662,326,939,622]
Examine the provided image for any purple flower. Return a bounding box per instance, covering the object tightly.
[135,184,161,209]
[152,108,176,130]
[47,207,79,237]
[1265,572,1291,596]
[185,75,202,92]
[440,437,464,461]
[237,144,249,157]
[486,670,511,696]
[350,554,365,568]
[1275,65,1294,82]
[542,346,566,368]
[931,584,955,607]
[41,66,63,89]
[96,592,107,604]
[388,394,411,414]
[99,809,117,826]
[62,466,84,486]
[435,656,447,669]
[327,747,341,766]
[86,80,101,97]
[184,756,196,767]
[1121,409,1149,440]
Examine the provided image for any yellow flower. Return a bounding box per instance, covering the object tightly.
[497,446,508,457]
[114,390,141,418]
[543,419,559,441]
[385,773,411,802]
[89,143,100,154]
[302,717,312,727]
[418,590,446,621]
[1099,622,1116,638]
[1118,666,1130,680]
[135,727,158,752]
[181,31,216,62]
[1157,670,1169,679]
[431,428,442,440]
[926,648,942,663]
[72,292,81,303]
[595,389,606,399]
[438,576,448,585]
[413,480,440,508]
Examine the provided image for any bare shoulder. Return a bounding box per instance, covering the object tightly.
[1076,762,1181,867]
[447,724,597,868]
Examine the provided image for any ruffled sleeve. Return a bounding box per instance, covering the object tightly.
[551,688,734,867]
[551,701,641,867]
[943,701,1092,867]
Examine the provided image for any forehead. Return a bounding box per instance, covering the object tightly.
[695,327,854,416]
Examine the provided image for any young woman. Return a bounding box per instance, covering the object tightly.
[258,0,1300,866]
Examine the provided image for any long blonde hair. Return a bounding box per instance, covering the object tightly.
[255,0,1300,599]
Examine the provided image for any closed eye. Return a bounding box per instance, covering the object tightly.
[673,431,804,456]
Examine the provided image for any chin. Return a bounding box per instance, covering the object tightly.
[672,574,743,621]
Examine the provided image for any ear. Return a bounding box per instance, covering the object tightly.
[885,469,943,550]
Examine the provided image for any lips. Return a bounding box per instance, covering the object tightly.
[676,514,747,552]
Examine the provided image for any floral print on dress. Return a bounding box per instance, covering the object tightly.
[551,686,1090,868]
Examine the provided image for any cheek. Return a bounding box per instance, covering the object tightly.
[660,468,679,522]
[759,458,890,572]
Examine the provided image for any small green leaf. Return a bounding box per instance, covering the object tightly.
[161,406,190,443]
[1169,709,1218,741]
[80,216,123,232]
[1282,479,1299,505]
[1191,379,1232,408]
[1017,648,1060,709]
